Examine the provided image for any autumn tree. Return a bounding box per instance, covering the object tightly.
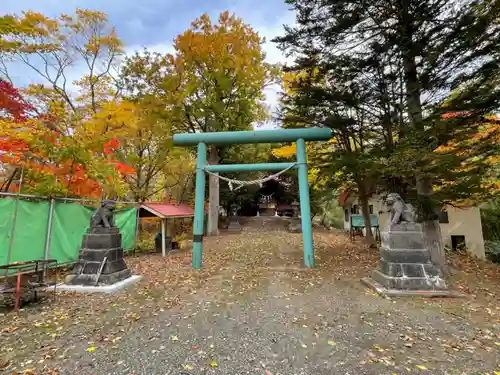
[1,9,123,114]
[275,0,500,267]
[0,9,138,199]
[116,96,196,202]
[122,11,280,234]
[0,78,136,197]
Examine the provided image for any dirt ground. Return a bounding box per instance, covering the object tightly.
[0,231,499,375]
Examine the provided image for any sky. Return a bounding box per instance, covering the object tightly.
[2,0,296,128]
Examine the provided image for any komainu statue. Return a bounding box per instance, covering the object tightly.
[385,193,416,227]
[90,200,117,228]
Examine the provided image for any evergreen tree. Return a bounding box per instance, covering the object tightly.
[275,0,500,266]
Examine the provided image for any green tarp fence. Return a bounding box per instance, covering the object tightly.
[0,198,137,268]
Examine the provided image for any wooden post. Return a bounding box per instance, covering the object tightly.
[161,218,166,257]
[15,269,21,312]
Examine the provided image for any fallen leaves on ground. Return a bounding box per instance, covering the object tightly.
[0,230,498,374]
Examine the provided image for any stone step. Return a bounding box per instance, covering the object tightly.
[65,268,131,286]
[79,247,124,262]
[372,269,447,290]
[378,259,439,278]
[71,258,128,275]
[238,216,300,231]
[379,248,431,263]
[381,231,425,250]
[82,232,122,249]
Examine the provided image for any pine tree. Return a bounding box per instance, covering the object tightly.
[275,0,500,266]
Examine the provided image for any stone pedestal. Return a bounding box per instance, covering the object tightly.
[65,227,131,286]
[364,223,455,295]
[227,217,242,233]
[287,219,302,233]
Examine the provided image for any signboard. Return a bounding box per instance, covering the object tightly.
[350,214,379,228]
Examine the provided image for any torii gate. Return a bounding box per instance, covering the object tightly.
[173,127,332,269]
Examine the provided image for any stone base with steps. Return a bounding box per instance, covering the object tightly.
[363,222,455,296]
[361,277,465,298]
[65,227,131,286]
[235,216,301,232]
[227,218,242,233]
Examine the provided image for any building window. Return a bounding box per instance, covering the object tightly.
[351,205,359,214]
[451,235,466,252]
[438,210,449,224]
[344,209,349,222]
[369,205,374,214]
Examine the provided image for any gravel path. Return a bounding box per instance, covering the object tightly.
[57,275,500,375]
[1,231,499,375]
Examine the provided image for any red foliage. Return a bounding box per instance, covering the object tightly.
[0,79,34,122]
[103,137,120,155]
[0,81,136,198]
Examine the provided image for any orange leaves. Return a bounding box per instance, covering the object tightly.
[0,139,29,152]
[103,138,120,155]
[436,112,500,156]
[112,161,136,175]
[441,111,471,119]
[1,9,135,199]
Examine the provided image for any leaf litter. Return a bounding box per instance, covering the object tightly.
[0,230,498,374]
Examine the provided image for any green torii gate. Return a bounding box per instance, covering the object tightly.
[173,127,332,269]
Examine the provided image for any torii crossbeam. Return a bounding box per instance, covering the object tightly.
[173,128,332,269]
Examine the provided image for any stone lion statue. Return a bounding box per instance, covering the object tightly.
[90,200,117,228]
[386,193,416,227]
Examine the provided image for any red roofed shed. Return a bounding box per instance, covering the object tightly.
[139,202,195,257]
[139,202,195,219]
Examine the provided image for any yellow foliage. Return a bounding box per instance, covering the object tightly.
[283,67,319,95]
[272,143,296,158]
[72,100,139,142]
[0,11,60,53]
[166,11,279,132]
[271,143,330,190]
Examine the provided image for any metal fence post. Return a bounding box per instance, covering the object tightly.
[43,198,55,276]
[134,204,140,251]
[6,167,24,269]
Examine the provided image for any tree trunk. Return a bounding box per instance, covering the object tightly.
[207,146,220,236]
[399,2,445,268]
[417,176,446,268]
[357,180,375,247]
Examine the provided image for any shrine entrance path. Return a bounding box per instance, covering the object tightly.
[1,231,499,375]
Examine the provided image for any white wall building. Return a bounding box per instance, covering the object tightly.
[339,191,486,259]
